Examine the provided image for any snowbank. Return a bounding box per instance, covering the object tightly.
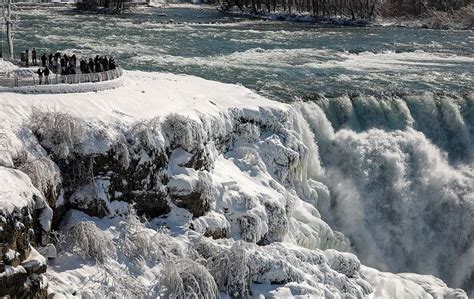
[0,70,287,126]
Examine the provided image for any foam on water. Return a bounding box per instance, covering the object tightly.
[293,92,474,293]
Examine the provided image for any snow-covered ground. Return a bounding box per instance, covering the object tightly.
[0,70,285,126]
[0,59,471,298]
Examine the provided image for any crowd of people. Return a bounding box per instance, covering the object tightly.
[32,49,118,85]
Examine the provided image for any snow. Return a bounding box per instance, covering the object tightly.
[0,60,18,76]
[22,246,47,272]
[0,70,287,128]
[0,166,43,214]
[0,265,27,278]
[362,266,469,299]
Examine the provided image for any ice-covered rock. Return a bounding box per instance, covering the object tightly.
[0,167,51,297]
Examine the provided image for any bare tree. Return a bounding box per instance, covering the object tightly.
[2,0,15,60]
[217,0,470,19]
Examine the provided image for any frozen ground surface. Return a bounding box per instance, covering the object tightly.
[0,70,280,125]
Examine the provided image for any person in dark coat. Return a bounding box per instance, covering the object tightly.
[32,48,37,65]
[60,58,66,75]
[36,68,43,85]
[71,54,77,68]
[94,55,101,70]
[80,59,86,74]
[48,53,53,68]
[95,59,102,73]
[63,54,69,72]
[109,57,116,70]
[88,58,95,73]
[43,67,50,84]
[102,56,109,71]
[41,53,47,67]
[69,65,76,75]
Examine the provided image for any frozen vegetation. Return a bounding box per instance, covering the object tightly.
[0,61,472,297]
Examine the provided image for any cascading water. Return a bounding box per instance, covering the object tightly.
[293,92,474,294]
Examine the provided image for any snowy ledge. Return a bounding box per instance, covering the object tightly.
[0,70,288,127]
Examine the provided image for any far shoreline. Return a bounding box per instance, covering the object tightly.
[219,7,473,30]
[16,2,473,30]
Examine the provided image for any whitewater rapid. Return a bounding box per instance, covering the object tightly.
[15,6,474,101]
[293,92,474,294]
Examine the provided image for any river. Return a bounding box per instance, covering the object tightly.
[12,4,474,101]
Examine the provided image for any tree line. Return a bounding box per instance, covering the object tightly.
[76,0,130,12]
[217,0,472,19]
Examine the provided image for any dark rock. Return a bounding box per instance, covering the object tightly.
[172,190,211,218]
[0,206,49,298]
[203,227,229,240]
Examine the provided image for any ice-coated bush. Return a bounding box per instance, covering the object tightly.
[162,113,205,152]
[195,240,251,298]
[120,210,186,265]
[160,259,219,299]
[18,157,61,204]
[234,122,260,144]
[65,221,116,263]
[29,108,87,159]
[324,249,361,278]
[128,117,165,153]
[238,213,263,243]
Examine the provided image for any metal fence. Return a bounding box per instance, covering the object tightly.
[0,67,123,88]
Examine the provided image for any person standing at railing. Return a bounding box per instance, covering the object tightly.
[44,67,50,84]
[36,68,43,85]
[52,57,58,73]
[95,58,102,73]
[79,59,86,74]
[54,53,61,73]
[109,57,116,70]
[89,58,95,73]
[41,53,47,67]
[32,48,38,66]
[101,56,109,71]
[63,54,69,68]
[71,54,77,68]
[48,53,53,69]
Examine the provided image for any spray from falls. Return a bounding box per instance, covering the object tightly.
[292,92,474,293]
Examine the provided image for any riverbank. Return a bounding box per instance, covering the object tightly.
[221,5,473,29]
[376,5,474,30]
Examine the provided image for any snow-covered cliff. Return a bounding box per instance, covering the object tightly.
[0,69,471,298]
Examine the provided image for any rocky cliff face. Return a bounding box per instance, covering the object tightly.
[0,168,51,298]
[25,107,345,250]
[0,102,355,297]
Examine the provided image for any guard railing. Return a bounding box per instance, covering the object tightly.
[0,67,123,88]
